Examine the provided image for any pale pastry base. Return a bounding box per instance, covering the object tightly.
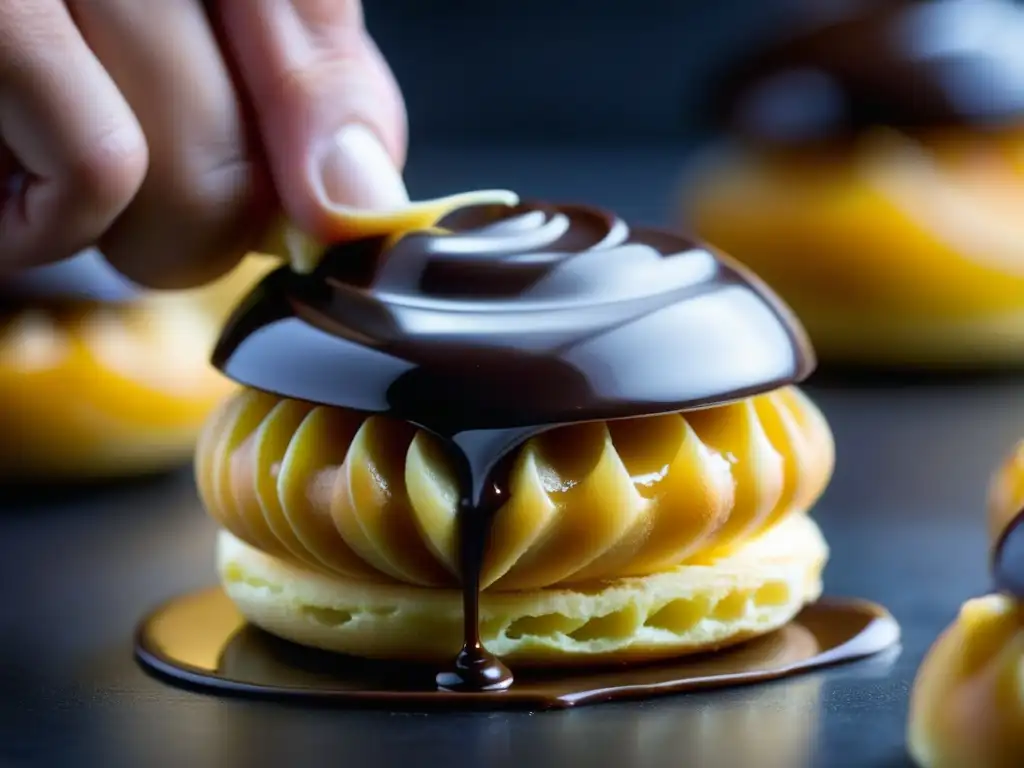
[217,513,828,666]
[789,303,1024,368]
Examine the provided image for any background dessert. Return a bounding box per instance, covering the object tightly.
[908,441,1024,767]
[0,250,272,481]
[193,194,841,692]
[679,0,1024,368]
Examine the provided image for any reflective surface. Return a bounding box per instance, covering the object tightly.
[0,148,1021,766]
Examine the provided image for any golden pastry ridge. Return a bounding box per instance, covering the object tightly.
[196,385,833,591]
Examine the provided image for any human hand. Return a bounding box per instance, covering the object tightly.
[0,0,408,289]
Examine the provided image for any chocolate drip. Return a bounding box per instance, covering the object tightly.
[211,200,814,691]
[718,0,1024,145]
[992,506,1024,599]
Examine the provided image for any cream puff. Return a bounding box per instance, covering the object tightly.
[0,251,273,480]
[194,191,838,691]
[908,441,1024,767]
[681,0,1024,367]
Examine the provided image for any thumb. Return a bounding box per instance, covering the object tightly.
[217,0,408,239]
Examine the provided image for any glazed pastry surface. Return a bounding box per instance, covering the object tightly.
[196,385,833,591]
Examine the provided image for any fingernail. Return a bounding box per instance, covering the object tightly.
[312,123,408,210]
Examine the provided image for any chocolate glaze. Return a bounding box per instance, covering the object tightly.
[211,200,815,692]
[718,0,1024,145]
[992,506,1024,598]
[135,587,901,709]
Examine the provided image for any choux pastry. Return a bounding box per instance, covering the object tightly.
[195,191,838,691]
[681,0,1024,367]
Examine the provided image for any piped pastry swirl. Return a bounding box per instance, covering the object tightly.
[197,385,833,591]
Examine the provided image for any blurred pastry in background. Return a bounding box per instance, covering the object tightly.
[0,250,272,481]
[907,441,1024,767]
[680,0,1024,368]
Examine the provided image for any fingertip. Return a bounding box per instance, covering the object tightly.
[69,119,149,220]
[218,0,408,239]
[101,244,249,291]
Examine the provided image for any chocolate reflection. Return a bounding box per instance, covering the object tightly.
[719,0,1024,144]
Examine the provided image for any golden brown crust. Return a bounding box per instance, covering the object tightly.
[196,386,834,590]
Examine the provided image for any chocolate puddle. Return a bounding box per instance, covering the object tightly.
[134,588,899,709]
[207,201,815,692]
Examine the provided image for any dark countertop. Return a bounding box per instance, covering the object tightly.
[1,147,1021,767]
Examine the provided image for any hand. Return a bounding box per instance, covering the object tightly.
[0,0,408,289]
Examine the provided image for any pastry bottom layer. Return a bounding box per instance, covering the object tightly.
[787,303,1024,368]
[217,513,828,666]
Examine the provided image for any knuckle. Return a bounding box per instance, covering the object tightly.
[67,122,148,216]
[174,147,260,222]
[268,55,372,116]
[290,0,365,40]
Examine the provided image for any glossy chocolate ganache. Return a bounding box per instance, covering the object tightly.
[211,200,815,692]
[718,0,1024,145]
[993,506,1024,599]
